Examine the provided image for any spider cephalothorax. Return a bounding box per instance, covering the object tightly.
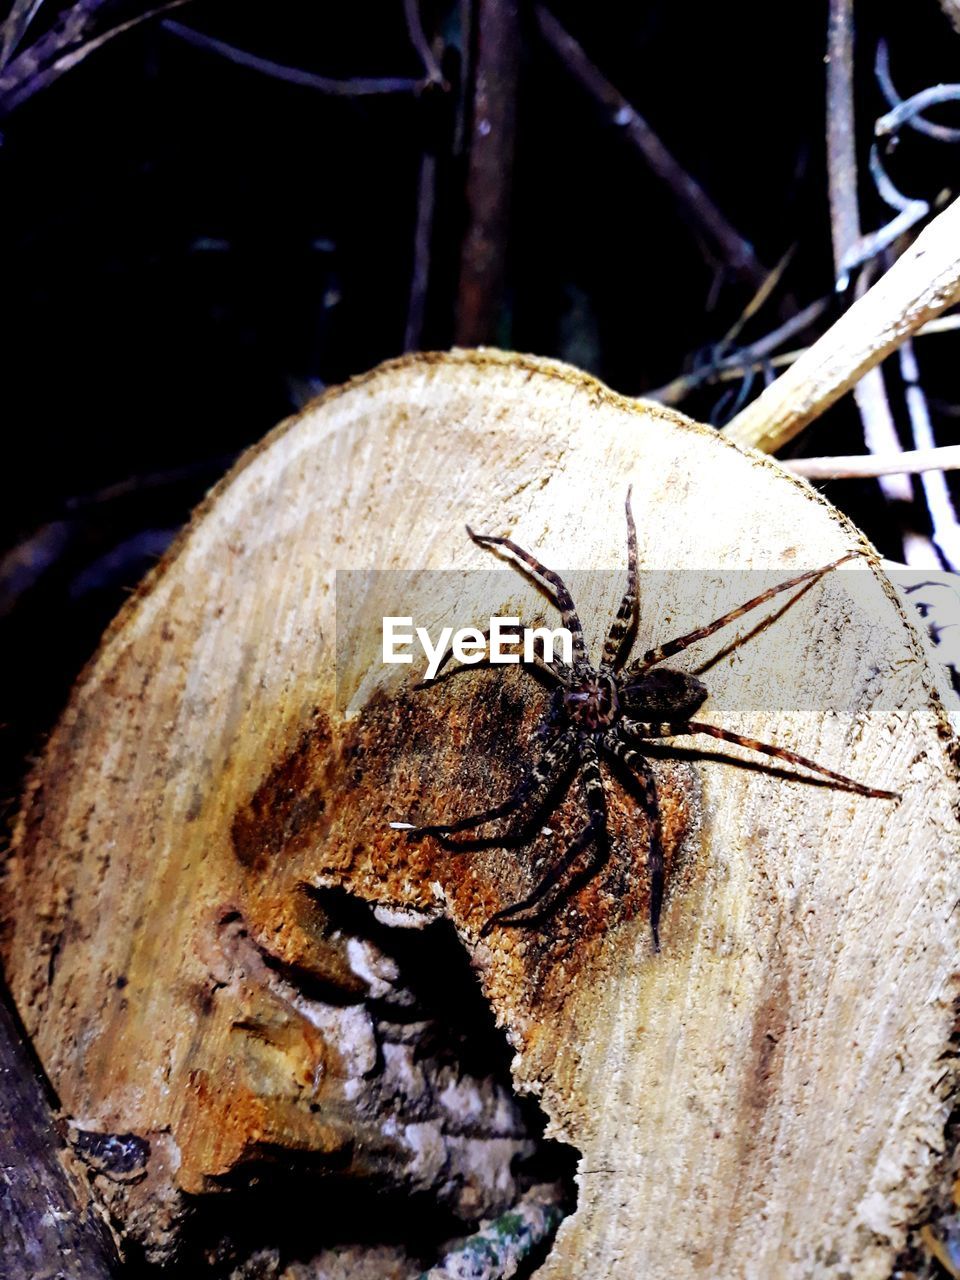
[562,662,707,735]
[563,667,619,730]
[408,491,899,950]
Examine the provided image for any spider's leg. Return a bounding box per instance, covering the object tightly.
[417,627,570,688]
[466,525,588,663]
[619,717,900,799]
[408,727,577,841]
[480,740,609,935]
[599,487,639,674]
[637,553,861,671]
[478,816,602,937]
[600,732,664,951]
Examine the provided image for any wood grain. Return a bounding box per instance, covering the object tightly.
[1,350,956,1275]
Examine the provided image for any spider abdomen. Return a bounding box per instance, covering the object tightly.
[620,667,708,719]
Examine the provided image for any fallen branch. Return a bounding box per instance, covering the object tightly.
[787,444,960,480]
[162,19,426,96]
[721,193,960,453]
[535,6,770,292]
[4,351,954,1276]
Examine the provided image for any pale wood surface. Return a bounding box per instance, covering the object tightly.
[2,350,957,1276]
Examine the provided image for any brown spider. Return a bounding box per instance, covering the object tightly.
[408,491,899,950]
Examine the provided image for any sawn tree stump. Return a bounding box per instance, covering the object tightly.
[2,350,957,1276]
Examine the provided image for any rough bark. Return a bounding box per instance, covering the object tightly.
[0,985,119,1279]
[1,350,957,1276]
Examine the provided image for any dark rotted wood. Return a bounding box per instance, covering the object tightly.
[0,985,118,1278]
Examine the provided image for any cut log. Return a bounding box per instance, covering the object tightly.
[1,350,957,1275]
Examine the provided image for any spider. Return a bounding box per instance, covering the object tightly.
[407,490,899,950]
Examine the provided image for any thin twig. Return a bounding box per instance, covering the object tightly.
[0,0,105,102]
[0,0,45,70]
[848,304,913,507]
[877,83,960,141]
[899,340,960,569]
[405,150,437,350]
[835,146,928,283]
[704,310,960,387]
[824,0,913,518]
[875,39,960,142]
[721,194,960,452]
[162,20,426,96]
[648,296,829,405]
[402,5,443,349]
[534,5,769,292]
[872,27,960,563]
[874,39,960,558]
[721,246,796,348]
[787,444,960,480]
[404,0,446,87]
[0,0,193,115]
[455,0,520,344]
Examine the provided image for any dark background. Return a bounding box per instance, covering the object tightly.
[1,0,958,819]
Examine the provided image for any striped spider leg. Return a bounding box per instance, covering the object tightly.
[405,491,899,949]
